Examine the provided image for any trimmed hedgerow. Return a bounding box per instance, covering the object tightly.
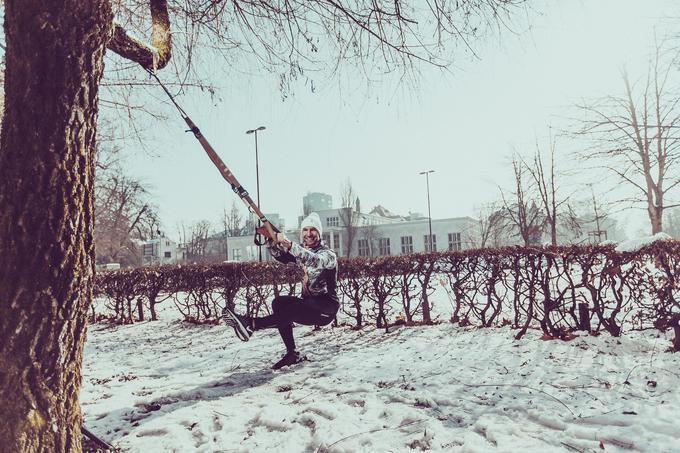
[94,241,680,351]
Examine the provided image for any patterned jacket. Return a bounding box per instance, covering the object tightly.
[268,241,338,302]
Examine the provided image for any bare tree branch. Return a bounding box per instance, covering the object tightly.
[108,0,172,70]
[575,41,680,234]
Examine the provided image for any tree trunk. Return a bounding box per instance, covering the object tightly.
[668,314,680,353]
[550,221,557,247]
[150,300,158,321]
[355,302,363,328]
[126,298,134,323]
[0,1,112,451]
[421,271,433,324]
[578,302,590,331]
[137,298,145,322]
[649,203,663,234]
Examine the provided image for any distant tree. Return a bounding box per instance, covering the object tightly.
[500,156,545,246]
[521,132,572,246]
[243,213,257,235]
[218,201,245,260]
[95,168,159,266]
[472,203,507,248]
[664,207,680,239]
[559,203,586,243]
[360,224,379,257]
[223,201,245,237]
[576,43,680,234]
[179,220,213,262]
[584,185,612,243]
[338,179,361,258]
[560,184,626,244]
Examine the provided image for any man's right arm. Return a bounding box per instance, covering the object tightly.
[267,241,296,264]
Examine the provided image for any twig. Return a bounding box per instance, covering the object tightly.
[561,442,585,452]
[652,366,680,379]
[460,383,576,417]
[649,337,659,368]
[604,437,635,449]
[318,419,426,452]
[548,384,606,407]
[292,391,315,404]
[577,408,617,420]
[623,364,640,384]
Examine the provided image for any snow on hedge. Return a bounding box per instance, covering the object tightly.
[615,232,673,253]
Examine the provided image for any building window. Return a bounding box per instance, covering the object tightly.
[448,232,462,251]
[326,216,339,227]
[358,239,370,257]
[424,234,437,252]
[378,238,391,256]
[142,243,154,256]
[232,249,242,261]
[400,236,413,254]
[164,251,172,258]
[333,232,341,253]
[165,241,171,246]
[322,232,331,245]
[247,245,258,260]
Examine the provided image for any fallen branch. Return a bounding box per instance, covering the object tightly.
[318,419,426,452]
[82,425,114,451]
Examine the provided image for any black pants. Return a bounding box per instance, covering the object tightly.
[254,295,339,353]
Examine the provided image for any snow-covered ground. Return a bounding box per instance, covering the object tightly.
[81,301,680,453]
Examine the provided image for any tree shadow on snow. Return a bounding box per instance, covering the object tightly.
[86,368,279,441]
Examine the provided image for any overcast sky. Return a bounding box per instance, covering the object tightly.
[123,0,678,239]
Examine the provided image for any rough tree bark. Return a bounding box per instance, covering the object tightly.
[0,1,170,451]
[0,2,112,450]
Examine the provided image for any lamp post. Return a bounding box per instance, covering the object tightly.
[419,170,435,252]
[246,126,266,261]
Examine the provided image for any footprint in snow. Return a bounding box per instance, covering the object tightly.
[135,427,169,437]
[303,404,338,420]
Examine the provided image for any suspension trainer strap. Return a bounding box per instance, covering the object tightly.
[145,69,279,242]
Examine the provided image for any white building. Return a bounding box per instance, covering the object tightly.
[141,237,180,266]
[221,206,477,262]
[310,208,476,257]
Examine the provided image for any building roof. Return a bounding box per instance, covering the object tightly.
[369,205,403,219]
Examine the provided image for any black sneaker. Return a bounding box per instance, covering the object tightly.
[272,351,305,370]
[221,307,252,342]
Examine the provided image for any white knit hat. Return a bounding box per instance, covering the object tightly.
[300,212,323,239]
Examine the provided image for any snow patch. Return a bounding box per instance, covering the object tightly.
[615,232,673,252]
[81,306,680,452]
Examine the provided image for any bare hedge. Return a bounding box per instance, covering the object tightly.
[93,241,680,351]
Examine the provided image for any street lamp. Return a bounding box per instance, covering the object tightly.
[246,125,266,261]
[419,170,435,252]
